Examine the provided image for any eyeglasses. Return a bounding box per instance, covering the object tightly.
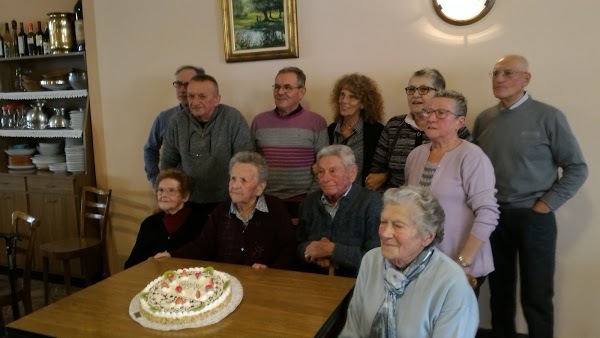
[420,108,460,119]
[155,187,180,195]
[172,81,189,89]
[489,70,528,78]
[272,84,303,93]
[405,86,437,95]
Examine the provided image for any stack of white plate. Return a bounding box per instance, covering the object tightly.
[48,162,68,173]
[37,142,62,156]
[65,145,85,173]
[69,110,85,130]
[32,154,66,170]
[65,138,84,146]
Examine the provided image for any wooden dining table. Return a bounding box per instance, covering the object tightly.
[7,258,356,337]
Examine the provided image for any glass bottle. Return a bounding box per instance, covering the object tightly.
[27,22,36,55]
[35,21,44,55]
[14,66,24,92]
[42,23,50,55]
[74,0,85,51]
[11,20,18,57]
[2,23,12,58]
[17,22,28,56]
[0,27,4,58]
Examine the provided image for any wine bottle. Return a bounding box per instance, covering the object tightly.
[2,23,11,58]
[35,21,44,55]
[11,20,18,57]
[74,0,85,51]
[42,23,50,55]
[0,27,4,58]
[27,22,36,55]
[17,22,28,56]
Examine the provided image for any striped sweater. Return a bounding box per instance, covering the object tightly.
[370,114,472,189]
[251,108,328,200]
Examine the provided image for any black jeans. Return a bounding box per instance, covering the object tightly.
[488,207,556,338]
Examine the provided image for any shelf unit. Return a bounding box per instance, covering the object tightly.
[0,52,97,277]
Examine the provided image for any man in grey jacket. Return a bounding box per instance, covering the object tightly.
[473,54,588,338]
[160,74,254,209]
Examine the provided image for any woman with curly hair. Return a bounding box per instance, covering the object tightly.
[327,73,385,185]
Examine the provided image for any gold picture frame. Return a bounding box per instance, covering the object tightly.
[222,0,299,63]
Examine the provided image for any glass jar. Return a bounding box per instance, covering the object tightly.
[47,12,75,54]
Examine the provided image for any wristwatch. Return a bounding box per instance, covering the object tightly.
[458,255,471,268]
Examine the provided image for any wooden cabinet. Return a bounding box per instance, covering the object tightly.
[0,53,96,277]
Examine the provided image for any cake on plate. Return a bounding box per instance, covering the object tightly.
[139,267,232,324]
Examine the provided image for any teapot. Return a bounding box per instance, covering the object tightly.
[25,100,50,130]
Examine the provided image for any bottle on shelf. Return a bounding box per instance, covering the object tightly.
[3,23,12,58]
[42,23,50,55]
[17,22,28,56]
[0,26,4,58]
[27,22,36,56]
[11,20,19,57]
[74,0,85,52]
[35,21,44,55]
[13,66,24,92]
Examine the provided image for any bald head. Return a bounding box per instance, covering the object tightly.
[496,55,529,72]
[492,54,531,108]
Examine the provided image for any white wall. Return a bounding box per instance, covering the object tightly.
[74,0,600,336]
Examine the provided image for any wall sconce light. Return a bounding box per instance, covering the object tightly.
[433,0,495,26]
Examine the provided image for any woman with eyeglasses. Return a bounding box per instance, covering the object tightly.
[124,168,211,269]
[327,73,385,185]
[404,90,499,295]
[366,68,472,192]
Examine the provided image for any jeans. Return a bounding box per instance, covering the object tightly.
[489,207,556,338]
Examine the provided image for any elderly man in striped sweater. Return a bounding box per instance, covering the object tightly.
[251,67,328,217]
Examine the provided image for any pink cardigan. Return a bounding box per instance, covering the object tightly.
[405,141,499,277]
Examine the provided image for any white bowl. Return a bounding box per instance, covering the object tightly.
[5,148,36,156]
[36,146,61,156]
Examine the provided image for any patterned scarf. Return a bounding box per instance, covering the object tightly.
[369,246,435,338]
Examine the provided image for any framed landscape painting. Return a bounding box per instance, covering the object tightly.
[222,0,299,63]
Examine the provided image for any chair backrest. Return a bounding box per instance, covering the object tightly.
[11,211,41,290]
[78,186,112,243]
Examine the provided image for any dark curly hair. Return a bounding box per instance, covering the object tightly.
[330,73,384,124]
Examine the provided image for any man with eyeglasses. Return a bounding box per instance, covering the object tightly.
[251,67,327,217]
[473,54,588,338]
[144,65,205,187]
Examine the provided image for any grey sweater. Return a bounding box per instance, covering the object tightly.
[473,96,587,210]
[160,104,254,204]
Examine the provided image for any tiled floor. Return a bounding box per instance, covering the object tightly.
[0,276,81,326]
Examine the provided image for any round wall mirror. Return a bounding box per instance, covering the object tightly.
[432,0,495,26]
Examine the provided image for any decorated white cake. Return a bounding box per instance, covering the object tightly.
[139,267,232,324]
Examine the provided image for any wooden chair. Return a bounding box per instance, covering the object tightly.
[40,186,111,305]
[0,211,41,327]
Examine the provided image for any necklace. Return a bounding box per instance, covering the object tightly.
[341,118,358,131]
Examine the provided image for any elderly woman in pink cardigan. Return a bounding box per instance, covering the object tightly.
[405,89,499,295]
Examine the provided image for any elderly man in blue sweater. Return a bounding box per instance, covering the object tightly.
[473,54,588,338]
[297,144,382,277]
